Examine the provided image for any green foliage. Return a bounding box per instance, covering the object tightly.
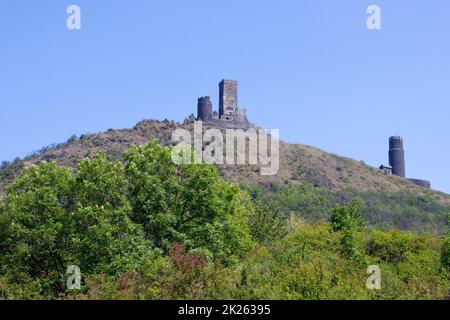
[330,202,367,264]
[70,154,151,276]
[330,202,365,233]
[243,182,449,234]
[442,234,450,271]
[0,141,448,300]
[0,275,42,300]
[1,162,74,294]
[0,141,255,298]
[232,223,447,300]
[367,230,419,264]
[124,141,254,264]
[73,154,128,209]
[245,182,333,222]
[68,206,149,276]
[0,158,23,182]
[442,214,450,271]
[0,159,149,296]
[365,230,448,299]
[249,200,287,245]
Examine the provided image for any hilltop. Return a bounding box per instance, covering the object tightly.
[1,119,449,233]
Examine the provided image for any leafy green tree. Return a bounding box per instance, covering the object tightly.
[124,141,184,249]
[68,154,151,276]
[330,202,365,232]
[124,140,255,264]
[0,157,152,295]
[367,229,418,264]
[442,214,450,271]
[73,154,128,209]
[67,154,150,275]
[0,162,74,293]
[0,202,9,272]
[68,206,150,276]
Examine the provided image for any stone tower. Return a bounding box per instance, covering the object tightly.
[389,136,406,178]
[194,79,250,127]
[219,80,238,120]
[197,96,213,121]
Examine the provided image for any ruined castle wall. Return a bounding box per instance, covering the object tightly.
[408,178,431,189]
[196,79,252,129]
[234,107,249,124]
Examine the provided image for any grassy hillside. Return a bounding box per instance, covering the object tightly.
[1,119,449,233]
[0,141,448,300]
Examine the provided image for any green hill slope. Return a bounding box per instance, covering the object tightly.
[1,119,448,233]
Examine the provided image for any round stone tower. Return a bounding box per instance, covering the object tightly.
[389,136,406,178]
[197,96,213,121]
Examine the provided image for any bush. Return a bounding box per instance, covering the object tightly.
[442,235,450,271]
[249,200,287,245]
[367,230,418,264]
[330,202,367,264]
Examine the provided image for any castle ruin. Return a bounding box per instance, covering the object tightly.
[380,136,431,189]
[196,80,250,127]
[193,80,431,189]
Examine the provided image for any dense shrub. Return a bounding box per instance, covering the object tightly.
[442,235,450,271]
[243,183,449,234]
[0,141,255,297]
[249,200,287,245]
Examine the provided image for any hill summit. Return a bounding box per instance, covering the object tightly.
[0,117,448,233]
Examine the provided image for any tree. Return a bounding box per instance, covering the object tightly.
[330,201,365,233]
[0,162,74,294]
[249,200,287,245]
[68,205,150,276]
[124,141,183,250]
[69,154,151,276]
[0,158,151,295]
[330,201,367,264]
[442,234,450,271]
[72,154,127,209]
[124,140,254,264]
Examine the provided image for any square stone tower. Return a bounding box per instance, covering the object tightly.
[219,80,238,120]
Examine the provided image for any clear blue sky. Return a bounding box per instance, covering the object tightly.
[0,1,449,193]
